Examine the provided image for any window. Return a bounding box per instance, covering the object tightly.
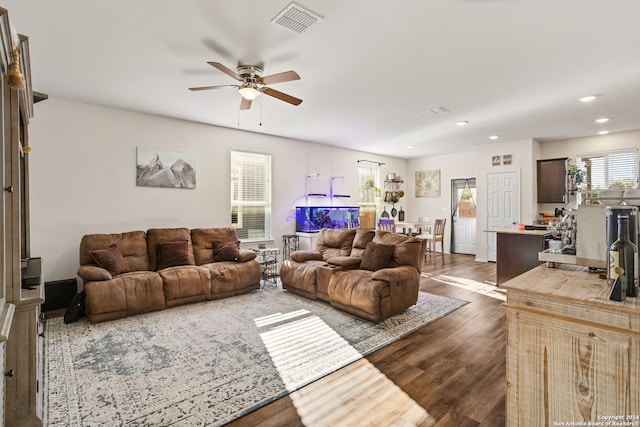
[358,163,380,229]
[577,150,637,190]
[230,151,271,241]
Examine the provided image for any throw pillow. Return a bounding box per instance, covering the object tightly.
[360,241,395,272]
[90,244,129,276]
[213,240,240,262]
[157,240,193,270]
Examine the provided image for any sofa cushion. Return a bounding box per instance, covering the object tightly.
[325,256,361,269]
[373,231,425,271]
[84,271,165,323]
[204,260,261,299]
[159,266,212,307]
[80,231,150,272]
[316,228,357,260]
[291,251,323,262]
[156,240,194,270]
[147,228,195,271]
[213,240,240,262]
[360,242,395,271]
[350,229,376,257]
[90,244,129,276]
[191,227,240,265]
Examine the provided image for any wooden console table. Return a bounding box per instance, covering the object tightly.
[503,264,639,426]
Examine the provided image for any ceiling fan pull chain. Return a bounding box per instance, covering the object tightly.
[260,97,263,126]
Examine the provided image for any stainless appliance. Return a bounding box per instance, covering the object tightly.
[576,204,639,269]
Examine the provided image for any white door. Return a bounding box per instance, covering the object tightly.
[452,179,477,254]
[486,171,520,262]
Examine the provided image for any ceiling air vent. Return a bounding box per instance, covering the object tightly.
[421,106,451,117]
[271,2,323,34]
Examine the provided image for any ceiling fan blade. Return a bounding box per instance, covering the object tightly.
[260,70,301,85]
[207,61,242,81]
[240,97,252,110]
[188,84,237,91]
[263,87,303,106]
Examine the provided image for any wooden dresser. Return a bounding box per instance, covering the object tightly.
[503,264,639,426]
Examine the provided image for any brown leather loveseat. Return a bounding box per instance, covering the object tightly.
[280,228,427,322]
[78,227,260,323]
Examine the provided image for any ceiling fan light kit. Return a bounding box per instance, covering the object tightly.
[189,61,302,110]
[238,85,260,100]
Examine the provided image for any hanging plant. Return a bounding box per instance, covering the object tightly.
[567,161,585,194]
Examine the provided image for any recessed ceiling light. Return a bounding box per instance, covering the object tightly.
[579,95,598,102]
[489,135,500,140]
[598,130,609,135]
[407,145,415,149]
[456,121,469,126]
[595,117,610,123]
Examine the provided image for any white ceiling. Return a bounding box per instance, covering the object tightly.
[7,0,640,159]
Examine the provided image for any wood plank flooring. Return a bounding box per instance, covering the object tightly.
[228,254,505,427]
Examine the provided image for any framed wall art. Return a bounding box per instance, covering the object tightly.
[492,155,501,166]
[136,147,196,189]
[415,169,441,198]
[502,154,512,165]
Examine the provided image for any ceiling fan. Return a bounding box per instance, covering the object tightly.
[189,62,302,110]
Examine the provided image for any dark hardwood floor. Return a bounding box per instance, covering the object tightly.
[228,254,505,427]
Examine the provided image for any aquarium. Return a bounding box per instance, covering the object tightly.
[295,206,360,232]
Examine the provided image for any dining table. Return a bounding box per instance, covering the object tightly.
[394,220,432,236]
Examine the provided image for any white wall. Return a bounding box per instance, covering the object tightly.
[28,97,406,282]
[539,129,640,159]
[405,139,537,262]
[406,150,477,255]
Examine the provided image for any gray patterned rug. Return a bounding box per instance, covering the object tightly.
[44,287,468,426]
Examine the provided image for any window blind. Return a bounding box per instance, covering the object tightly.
[231,151,272,241]
[577,150,637,190]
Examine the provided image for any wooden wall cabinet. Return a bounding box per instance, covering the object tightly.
[0,7,42,426]
[504,265,639,426]
[537,158,568,203]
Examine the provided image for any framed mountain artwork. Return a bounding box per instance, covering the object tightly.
[136,147,196,189]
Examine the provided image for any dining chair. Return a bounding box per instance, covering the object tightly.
[378,218,396,232]
[416,218,446,262]
[417,216,432,235]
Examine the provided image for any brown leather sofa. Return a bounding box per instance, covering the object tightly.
[280,228,427,322]
[78,227,261,323]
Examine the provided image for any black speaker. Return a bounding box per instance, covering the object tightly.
[42,278,78,312]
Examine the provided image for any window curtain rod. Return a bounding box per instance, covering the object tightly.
[357,159,386,166]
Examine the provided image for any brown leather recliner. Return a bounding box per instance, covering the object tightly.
[280,228,375,301]
[78,227,260,323]
[280,229,426,323]
[329,231,427,323]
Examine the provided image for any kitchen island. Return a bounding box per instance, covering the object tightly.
[490,227,551,285]
[502,264,639,426]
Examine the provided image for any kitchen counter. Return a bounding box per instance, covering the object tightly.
[502,264,639,425]
[487,227,550,236]
[490,228,552,285]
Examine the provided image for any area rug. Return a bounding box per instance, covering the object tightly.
[44,288,469,426]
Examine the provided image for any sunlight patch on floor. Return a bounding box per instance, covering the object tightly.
[422,272,506,301]
[255,310,434,426]
[255,310,362,391]
[289,358,434,426]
